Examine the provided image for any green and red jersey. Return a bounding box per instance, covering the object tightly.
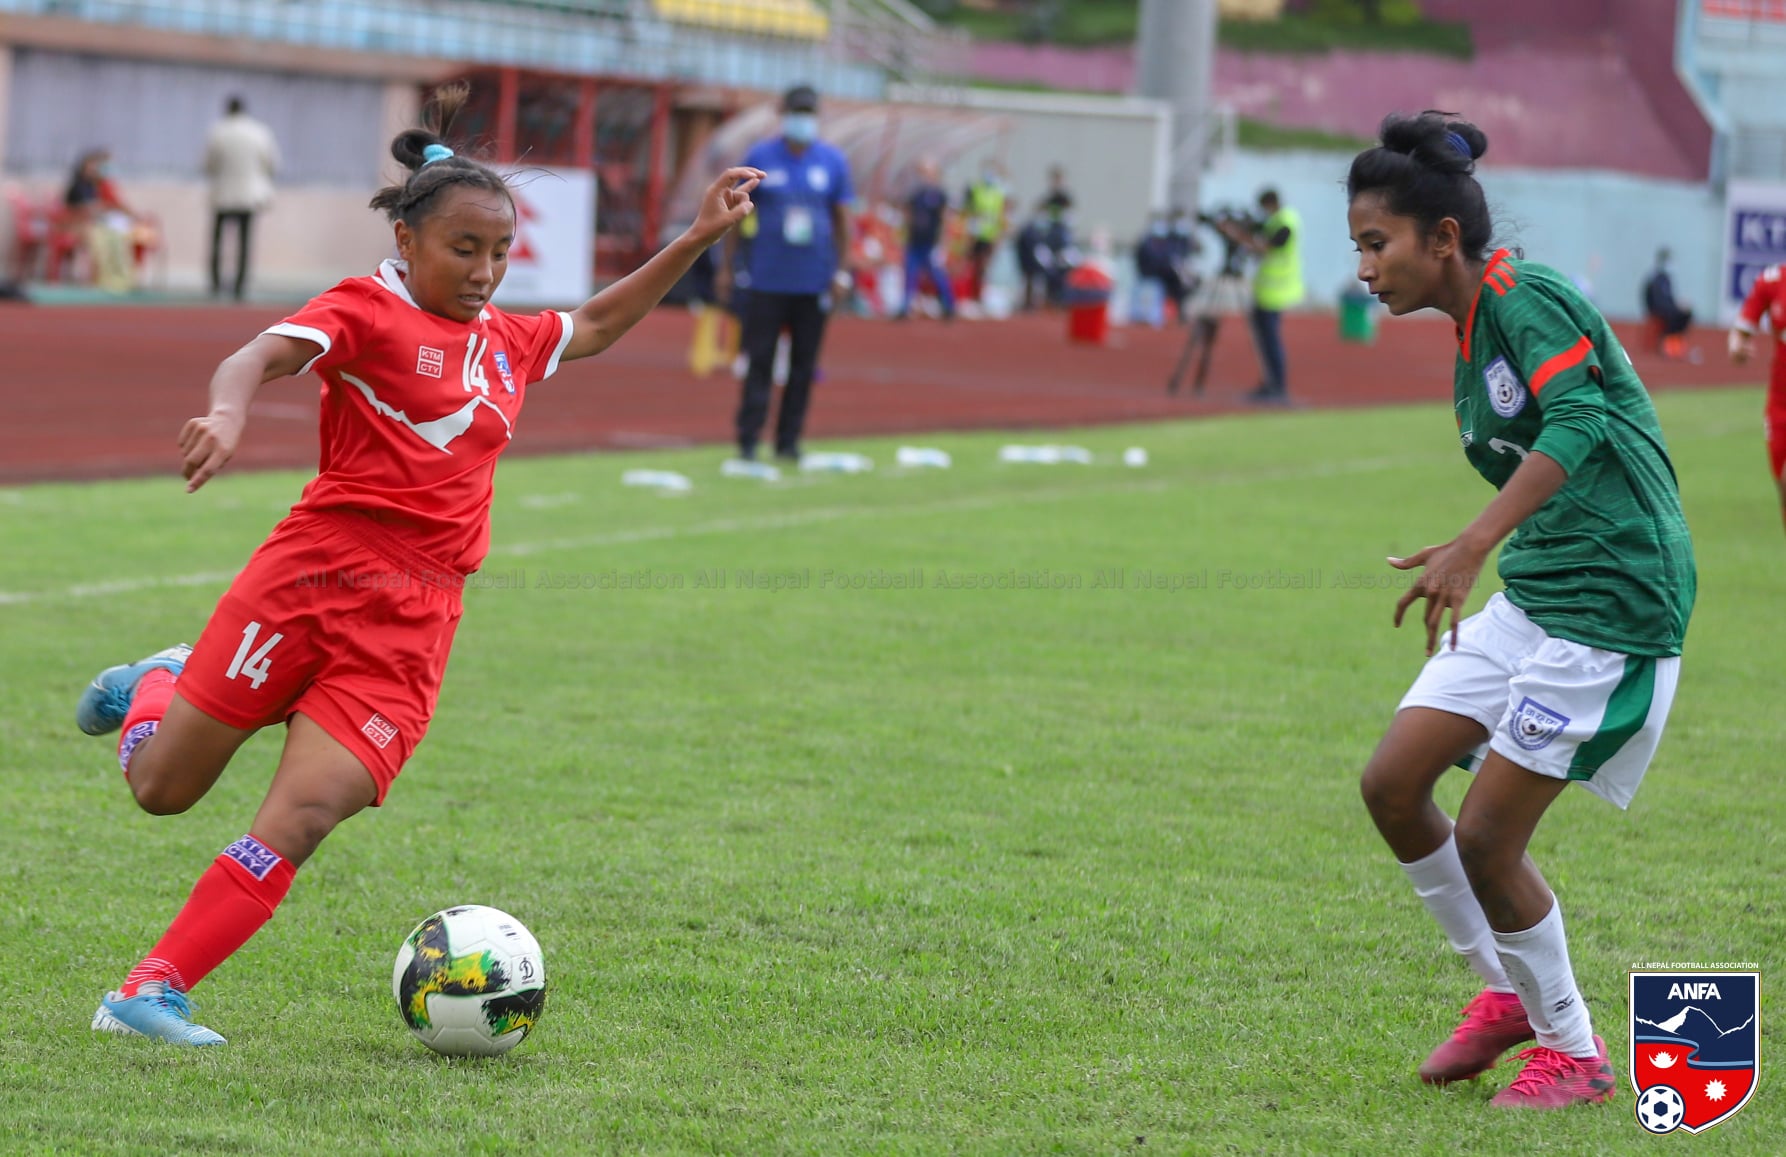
[1452,250,1695,657]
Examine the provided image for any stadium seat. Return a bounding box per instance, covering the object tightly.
[5,188,50,282]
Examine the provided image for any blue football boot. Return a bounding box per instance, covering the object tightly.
[91,982,226,1046]
[75,644,191,736]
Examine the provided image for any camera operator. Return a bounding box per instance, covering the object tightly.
[1215,187,1304,405]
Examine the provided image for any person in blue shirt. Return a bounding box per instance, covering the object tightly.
[716,84,856,463]
[897,158,955,321]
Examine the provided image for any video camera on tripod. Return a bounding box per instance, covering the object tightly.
[1196,207,1263,279]
[1165,207,1262,396]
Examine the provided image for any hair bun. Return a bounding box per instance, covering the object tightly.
[1378,111,1487,175]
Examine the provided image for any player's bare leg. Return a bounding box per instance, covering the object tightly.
[93,713,374,1045]
[124,694,256,815]
[1456,754,1614,1108]
[1359,706,1486,862]
[1362,708,1535,1083]
[250,712,378,868]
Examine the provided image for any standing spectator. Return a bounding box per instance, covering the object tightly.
[1014,213,1048,312]
[204,96,280,301]
[1165,207,1200,323]
[1132,212,1174,328]
[1221,187,1303,404]
[1038,166,1076,307]
[961,160,1009,305]
[62,149,141,294]
[1640,247,1694,360]
[717,84,853,464]
[1039,165,1074,222]
[898,159,954,321]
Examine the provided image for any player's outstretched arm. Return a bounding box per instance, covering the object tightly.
[560,166,762,363]
[180,332,320,493]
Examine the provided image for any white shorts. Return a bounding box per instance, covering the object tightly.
[1397,593,1680,809]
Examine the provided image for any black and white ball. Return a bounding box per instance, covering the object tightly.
[1636,1083,1685,1134]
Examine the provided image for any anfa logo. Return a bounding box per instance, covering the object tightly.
[1483,356,1527,418]
[1508,696,1569,751]
[416,345,445,379]
[1631,972,1759,1134]
[361,712,400,749]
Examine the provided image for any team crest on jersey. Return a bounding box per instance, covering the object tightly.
[416,345,444,379]
[494,351,515,393]
[1483,357,1526,418]
[1630,972,1759,1134]
[1507,696,1569,750]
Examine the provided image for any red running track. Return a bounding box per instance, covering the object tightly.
[0,302,1749,486]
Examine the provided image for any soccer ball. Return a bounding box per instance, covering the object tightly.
[1636,1083,1685,1134]
[392,905,547,1056]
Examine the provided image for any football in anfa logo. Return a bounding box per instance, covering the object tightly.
[1629,971,1759,1134]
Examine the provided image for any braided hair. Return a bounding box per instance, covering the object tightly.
[1346,111,1493,263]
[368,83,512,227]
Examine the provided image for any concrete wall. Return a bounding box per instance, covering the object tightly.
[891,86,1170,249]
[2,60,421,296]
[1199,149,1723,322]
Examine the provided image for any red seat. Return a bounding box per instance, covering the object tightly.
[6,189,50,282]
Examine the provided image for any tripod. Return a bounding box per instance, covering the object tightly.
[1165,269,1252,396]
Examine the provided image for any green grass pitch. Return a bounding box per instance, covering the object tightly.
[0,389,1777,1154]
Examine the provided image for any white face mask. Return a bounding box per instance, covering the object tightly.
[782,114,819,144]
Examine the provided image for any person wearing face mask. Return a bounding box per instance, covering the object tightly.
[716,84,856,465]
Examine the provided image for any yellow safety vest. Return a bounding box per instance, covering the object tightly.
[967,180,1007,242]
[1254,207,1304,311]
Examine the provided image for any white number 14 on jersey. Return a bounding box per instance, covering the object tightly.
[226,620,284,689]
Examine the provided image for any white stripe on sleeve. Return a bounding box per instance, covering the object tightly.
[541,311,576,381]
[262,323,333,375]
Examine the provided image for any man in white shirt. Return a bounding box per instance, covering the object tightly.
[204,96,279,300]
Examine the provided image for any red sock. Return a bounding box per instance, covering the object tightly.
[117,668,178,778]
[119,834,297,996]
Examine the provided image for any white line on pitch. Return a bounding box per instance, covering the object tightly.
[0,455,1427,607]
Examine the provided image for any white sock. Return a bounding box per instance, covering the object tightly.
[1400,834,1514,992]
[1492,899,1596,1057]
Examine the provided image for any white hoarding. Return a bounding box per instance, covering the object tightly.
[493,166,597,307]
[1721,180,1786,324]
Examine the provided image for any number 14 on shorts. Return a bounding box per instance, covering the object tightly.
[226,621,284,689]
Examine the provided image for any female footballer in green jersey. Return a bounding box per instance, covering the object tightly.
[1345,113,1695,1109]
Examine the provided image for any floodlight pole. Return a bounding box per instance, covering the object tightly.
[1136,0,1218,214]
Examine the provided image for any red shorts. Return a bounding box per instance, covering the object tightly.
[1768,363,1786,480]
[179,511,465,803]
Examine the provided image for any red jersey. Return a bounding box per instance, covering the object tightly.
[1736,263,1786,344]
[264,260,574,573]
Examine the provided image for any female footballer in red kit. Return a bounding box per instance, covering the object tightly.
[75,85,762,1044]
